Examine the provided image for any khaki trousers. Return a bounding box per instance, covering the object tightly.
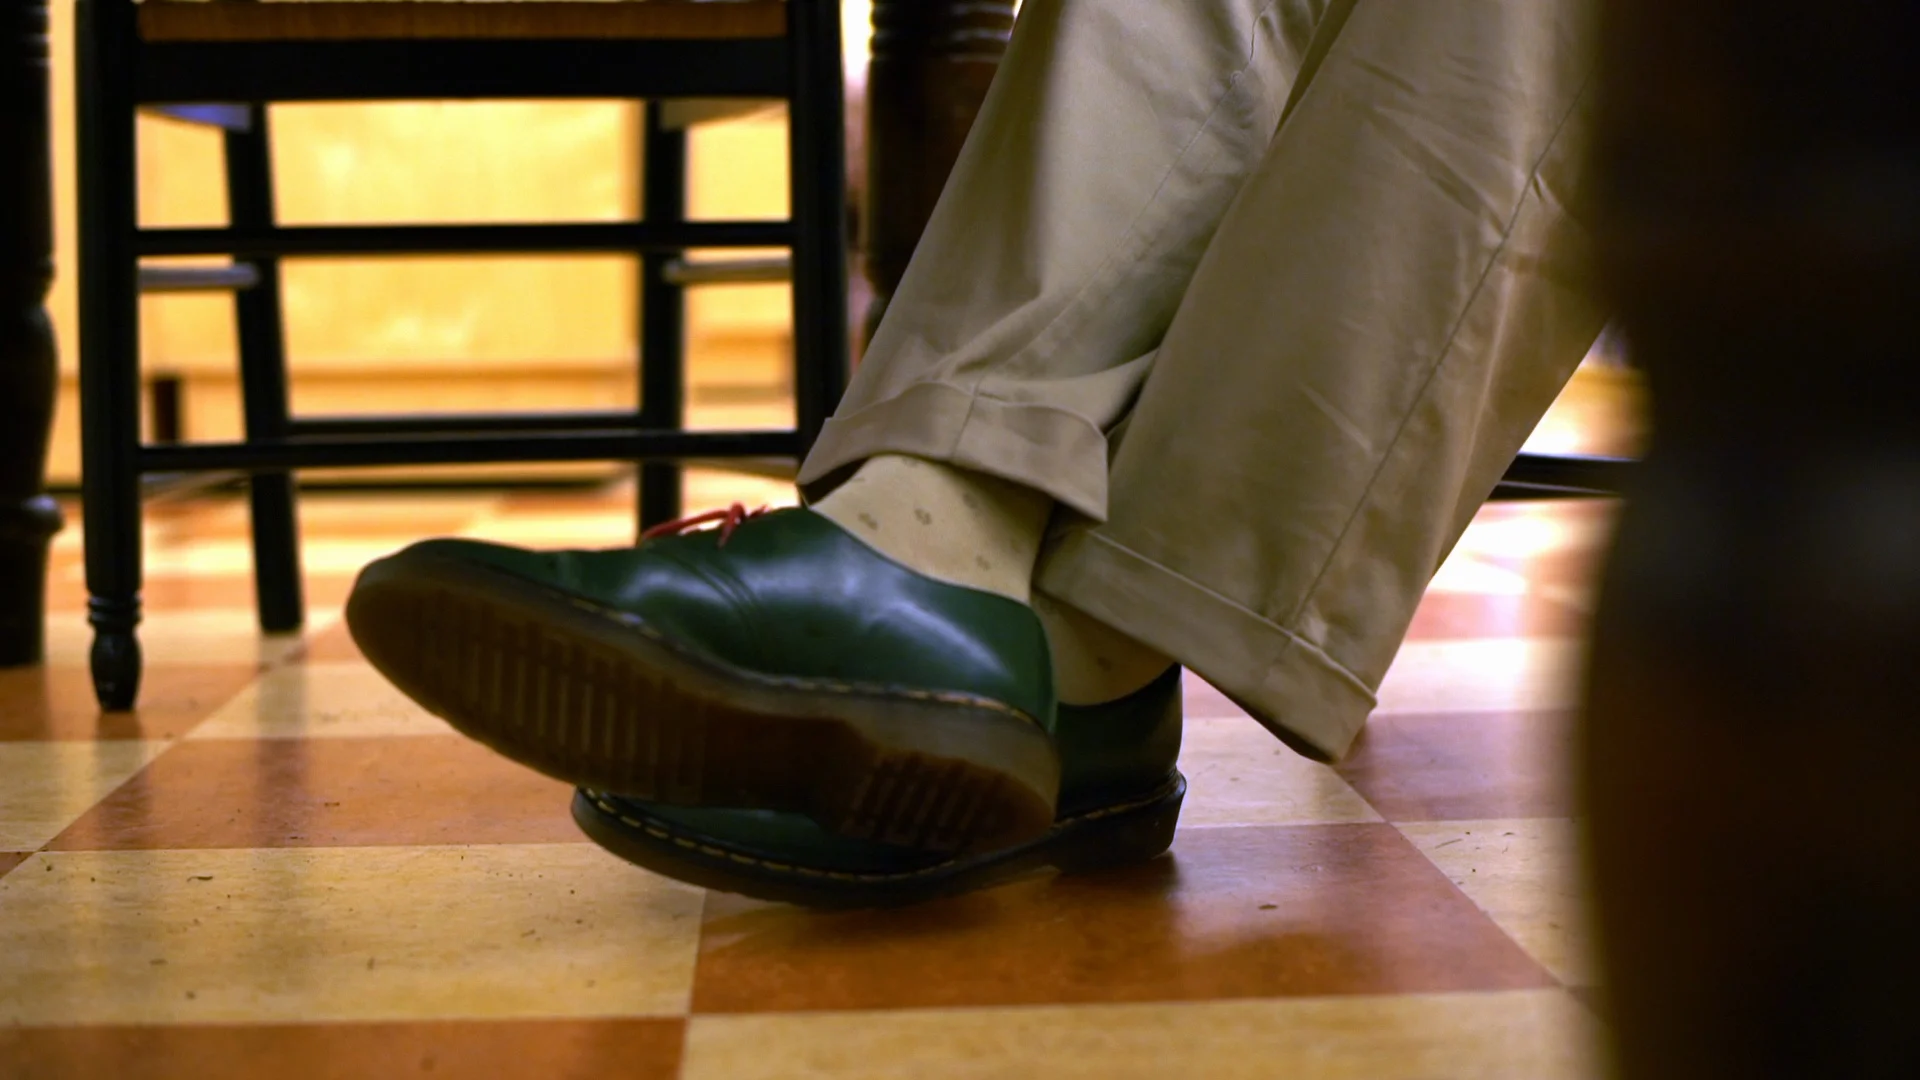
[799,0,1606,760]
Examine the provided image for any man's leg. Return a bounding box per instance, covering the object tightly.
[1032,0,1606,760]
[801,0,1347,700]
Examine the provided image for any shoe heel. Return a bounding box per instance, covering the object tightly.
[1049,775,1185,875]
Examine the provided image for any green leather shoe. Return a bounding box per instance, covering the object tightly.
[572,666,1185,907]
[346,507,1060,855]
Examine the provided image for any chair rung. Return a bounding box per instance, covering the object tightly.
[140,470,246,503]
[1488,482,1611,502]
[138,264,260,293]
[139,39,789,103]
[138,1,788,44]
[659,99,783,132]
[136,221,793,258]
[663,255,792,286]
[1501,452,1635,496]
[682,456,800,483]
[138,429,803,474]
[145,104,252,132]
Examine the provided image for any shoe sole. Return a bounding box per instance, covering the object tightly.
[345,551,1061,856]
[572,773,1185,908]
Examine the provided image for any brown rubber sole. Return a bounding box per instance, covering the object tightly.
[344,551,1061,856]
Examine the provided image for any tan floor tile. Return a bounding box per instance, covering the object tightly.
[485,481,635,519]
[681,469,800,512]
[1540,581,1595,613]
[692,825,1553,1013]
[190,662,444,740]
[1479,548,1606,594]
[1375,638,1583,716]
[43,609,324,670]
[50,516,244,561]
[1403,592,1588,642]
[1338,711,1575,822]
[291,492,501,535]
[1428,552,1534,596]
[47,533,83,559]
[0,665,261,742]
[684,401,796,432]
[1177,716,1379,828]
[1181,677,1251,720]
[0,853,29,880]
[1191,640,1581,721]
[144,498,250,534]
[134,538,420,579]
[293,622,365,664]
[0,1018,686,1080]
[1454,502,1617,562]
[1400,819,1596,987]
[72,493,497,546]
[469,470,796,548]
[0,742,170,849]
[458,512,650,549]
[49,735,578,850]
[683,989,1605,1080]
[0,845,702,1025]
[46,571,360,616]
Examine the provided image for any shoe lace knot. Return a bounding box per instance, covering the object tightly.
[639,503,768,548]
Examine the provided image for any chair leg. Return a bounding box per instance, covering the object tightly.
[225,106,304,633]
[638,101,686,532]
[0,1,66,667]
[76,0,144,709]
[788,0,851,461]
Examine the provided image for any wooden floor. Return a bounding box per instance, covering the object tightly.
[0,369,1635,1078]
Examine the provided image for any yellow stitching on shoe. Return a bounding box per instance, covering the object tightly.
[586,776,1182,885]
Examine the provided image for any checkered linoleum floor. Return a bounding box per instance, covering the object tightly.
[1,469,1616,1078]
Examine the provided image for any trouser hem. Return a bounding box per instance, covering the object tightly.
[1035,527,1377,761]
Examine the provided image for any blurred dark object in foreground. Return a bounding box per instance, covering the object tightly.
[1584,1,1920,1077]
[0,0,63,666]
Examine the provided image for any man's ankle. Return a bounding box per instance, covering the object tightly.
[1033,591,1174,705]
[812,455,1054,603]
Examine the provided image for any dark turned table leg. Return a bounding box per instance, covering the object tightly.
[0,0,64,667]
[1584,1,1920,1076]
[859,0,1014,346]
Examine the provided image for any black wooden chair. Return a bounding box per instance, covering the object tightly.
[1496,452,1634,500]
[1496,323,1638,501]
[76,0,849,709]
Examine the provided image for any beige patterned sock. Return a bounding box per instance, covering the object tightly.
[1032,591,1175,706]
[814,454,1172,702]
[812,454,1052,603]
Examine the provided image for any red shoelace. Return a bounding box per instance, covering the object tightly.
[639,502,768,547]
